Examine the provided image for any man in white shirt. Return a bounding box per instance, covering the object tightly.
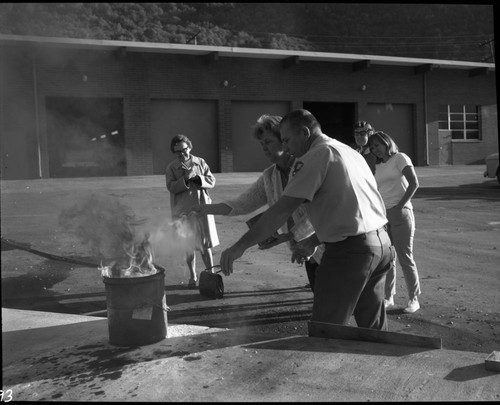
[220,109,394,330]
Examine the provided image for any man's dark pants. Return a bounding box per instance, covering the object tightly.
[311,227,394,330]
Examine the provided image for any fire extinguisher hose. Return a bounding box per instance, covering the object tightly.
[1,236,98,267]
[1,236,166,271]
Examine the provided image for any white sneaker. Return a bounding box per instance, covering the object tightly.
[384,296,395,308]
[404,297,420,313]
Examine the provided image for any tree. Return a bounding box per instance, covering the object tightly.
[0,3,493,62]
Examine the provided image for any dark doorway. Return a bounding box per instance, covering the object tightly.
[46,97,126,178]
[303,102,356,146]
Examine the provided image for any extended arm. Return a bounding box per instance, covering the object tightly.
[195,202,232,216]
[220,195,304,275]
[191,174,267,216]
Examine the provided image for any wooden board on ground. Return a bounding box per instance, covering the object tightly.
[485,351,500,372]
[308,321,442,349]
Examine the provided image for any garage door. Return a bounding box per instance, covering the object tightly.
[365,103,415,161]
[46,97,126,178]
[151,100,219,174]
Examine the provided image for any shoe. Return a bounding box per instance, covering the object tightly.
[404,297,420,313]
[384,296,395,308]
[187,279,197,289]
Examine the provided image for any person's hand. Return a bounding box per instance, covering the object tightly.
[184,169,196,182]
[389,203,404,212]
[220,243,245,276]
[291,250,306,265]
[291,237,317,263]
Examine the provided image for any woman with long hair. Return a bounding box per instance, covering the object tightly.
[368,131,422,313]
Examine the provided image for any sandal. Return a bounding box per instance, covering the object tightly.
[187,279,197,289]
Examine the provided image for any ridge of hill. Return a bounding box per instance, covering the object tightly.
[0,3,494,62]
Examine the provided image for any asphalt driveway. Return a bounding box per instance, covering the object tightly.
[1,165,499,353]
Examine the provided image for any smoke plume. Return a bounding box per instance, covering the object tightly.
[58,194,146,264]
[58,194,204,267]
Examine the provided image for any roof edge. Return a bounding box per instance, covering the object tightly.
[0,34,495,70]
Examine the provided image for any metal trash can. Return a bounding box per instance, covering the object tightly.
[103,268,168,346]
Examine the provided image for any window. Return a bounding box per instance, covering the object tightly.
[438,104,481,141]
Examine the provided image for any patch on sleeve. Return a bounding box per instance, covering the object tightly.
[291,161,304,176]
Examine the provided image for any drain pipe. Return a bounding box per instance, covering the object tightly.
[423,71,429,166]
[0,45,4,157]
[32,49,43,178]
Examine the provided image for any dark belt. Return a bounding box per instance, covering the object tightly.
[325,226,387,245]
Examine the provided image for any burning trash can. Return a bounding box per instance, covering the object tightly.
[99,234,168,347]
[59,194,169,346]
[103,267,168,346]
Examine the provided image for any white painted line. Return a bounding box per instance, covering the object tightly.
[6,214,54,217]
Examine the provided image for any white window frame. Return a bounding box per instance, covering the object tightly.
[438,104,481,142]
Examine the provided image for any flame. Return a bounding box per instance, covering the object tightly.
[96,211,207,278]
[99,233,158,278]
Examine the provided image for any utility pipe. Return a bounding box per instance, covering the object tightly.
[423,71,429,166]
[32,50,43,178]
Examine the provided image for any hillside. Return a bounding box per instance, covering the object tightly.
[0,3,495,62]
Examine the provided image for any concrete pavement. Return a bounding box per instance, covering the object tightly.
[2,167,500,401]
[2,307,499,402]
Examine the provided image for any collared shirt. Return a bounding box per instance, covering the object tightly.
[283,134,387,243]
[221,160,324,263]
[276,163,291,189]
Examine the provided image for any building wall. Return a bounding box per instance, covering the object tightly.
[426,70,498,165]
[0,42,497,179]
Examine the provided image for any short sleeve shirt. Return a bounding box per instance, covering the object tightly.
[374,152,413,209]
[283,134,388,243]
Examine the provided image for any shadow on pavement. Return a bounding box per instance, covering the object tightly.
[2,268,314,330]
[168,303,313,329]
[444,363,496,382]
[244,335,433,357]
[415,181,500,201]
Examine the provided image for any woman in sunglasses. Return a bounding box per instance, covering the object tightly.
[166,134,219,288]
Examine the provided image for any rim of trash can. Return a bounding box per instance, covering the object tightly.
[103,266,165,285]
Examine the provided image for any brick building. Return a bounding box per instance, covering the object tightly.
[0,34,497,179]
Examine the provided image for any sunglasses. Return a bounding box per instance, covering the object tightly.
[355,130,372,136]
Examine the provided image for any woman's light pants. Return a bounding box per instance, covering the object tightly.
[385,206,421,300]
